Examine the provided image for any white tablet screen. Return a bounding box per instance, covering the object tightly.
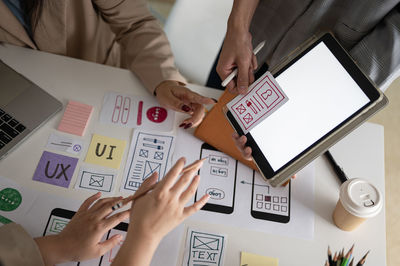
[249,42,370,171]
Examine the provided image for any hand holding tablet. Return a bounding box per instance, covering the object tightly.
[225,33,387,187]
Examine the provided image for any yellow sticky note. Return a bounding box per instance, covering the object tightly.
[240,251,278,266]
[85,134,126,169]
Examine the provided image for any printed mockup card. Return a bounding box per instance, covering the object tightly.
[226,71,288,134]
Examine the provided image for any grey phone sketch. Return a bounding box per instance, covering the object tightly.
[251,170,290,223]
[195,143,237,214]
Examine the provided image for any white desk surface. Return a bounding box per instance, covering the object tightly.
[0,44,386,266]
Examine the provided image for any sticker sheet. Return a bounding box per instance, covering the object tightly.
[121,130,175,193]
[182,228,227,266]
[226,71,288,134]
[74,165,117,194]
[99,92,175,132]
[46,133,84,155]
[85,134,127,169]
[32,151,78,188]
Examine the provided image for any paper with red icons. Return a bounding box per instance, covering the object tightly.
[226,71,288,134]
[99,92,175,132]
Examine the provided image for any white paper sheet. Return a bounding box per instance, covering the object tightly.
[46,132,85,155]
[182,227,227,266]
[74,165,118,195]
[99,92,175,132]
[120,129,175,193]
[173,128,315,240]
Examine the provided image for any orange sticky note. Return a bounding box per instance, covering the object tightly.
[58,101,93,136]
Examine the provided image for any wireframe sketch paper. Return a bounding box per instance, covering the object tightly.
[174,128,315,240]
[74,165,117,194]
[182,228,227,266]
[99,92,175,132]
[121,129,175,193]
[46,133,84,155]
[226,71,288,134]
[85,134,127,169]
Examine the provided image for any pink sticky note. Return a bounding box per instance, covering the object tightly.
[58,101,93,136]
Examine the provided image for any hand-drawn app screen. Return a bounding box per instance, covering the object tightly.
[251,171,290,223]
[43,208,128,266]
[43,209,79,266]
[99,228,127,265]
[195,143,237,214]
[249,42,370,171]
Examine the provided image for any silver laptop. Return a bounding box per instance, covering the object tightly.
[0,60,62,159]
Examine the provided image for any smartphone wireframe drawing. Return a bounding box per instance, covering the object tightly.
[251,170,291,223]
[195,143,237,214]
[43,208,128,266]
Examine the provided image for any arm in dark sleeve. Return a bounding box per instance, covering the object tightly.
[350,5,400,91]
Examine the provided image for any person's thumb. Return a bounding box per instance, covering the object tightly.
[98,234,123,256]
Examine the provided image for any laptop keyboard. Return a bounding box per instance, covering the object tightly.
[0,108,26,149]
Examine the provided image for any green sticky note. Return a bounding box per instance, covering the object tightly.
[0,188,22,211]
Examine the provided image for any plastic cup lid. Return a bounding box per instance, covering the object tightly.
[339,178,383,218]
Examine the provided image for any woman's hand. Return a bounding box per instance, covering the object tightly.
[155,80,216,128]
[232,132,253,160]
[112,157,209,266]
[35,193,129,265]
[232,133,296,184]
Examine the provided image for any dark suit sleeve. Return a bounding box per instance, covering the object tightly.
[350,5,400,90]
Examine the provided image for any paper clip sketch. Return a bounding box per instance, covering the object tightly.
[99,92,175,131]
[122,130,175,192]
[112,95,131,125]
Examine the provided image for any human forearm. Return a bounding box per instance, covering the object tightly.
[34,235,67,265]
[111,229,160,266]
[228,0,259,33]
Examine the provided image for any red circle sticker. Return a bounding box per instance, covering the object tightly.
[146,106,168,123]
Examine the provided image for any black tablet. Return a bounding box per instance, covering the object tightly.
[225,32,387,186]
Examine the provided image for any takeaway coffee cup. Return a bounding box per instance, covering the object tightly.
[333,178,382,231]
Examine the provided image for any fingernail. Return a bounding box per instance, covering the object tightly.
[211,98,218,103]
[239,86,246,91]
[181,105,191,112]
[184,123,192,129]
[179,123,186,128]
